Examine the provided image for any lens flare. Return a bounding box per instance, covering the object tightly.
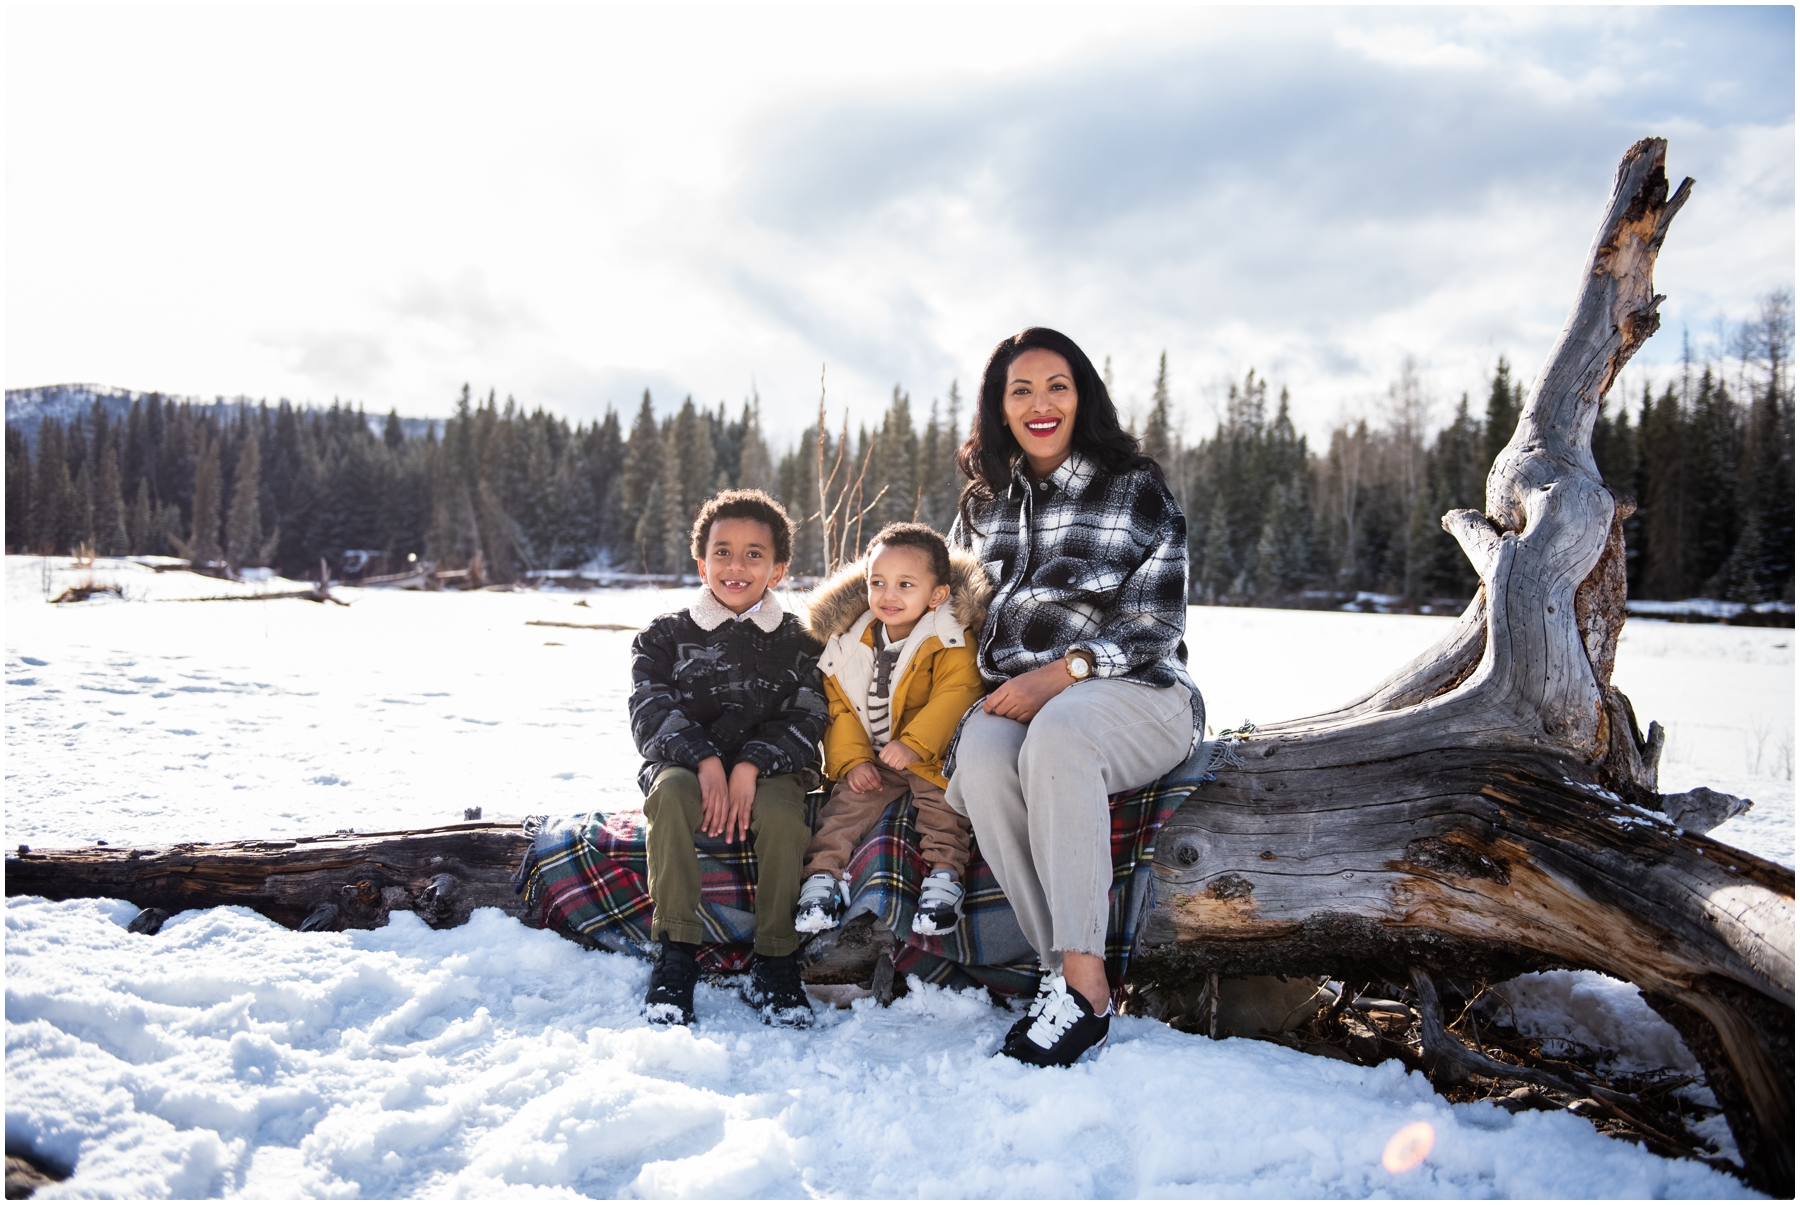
[1382,1121,1435,1173]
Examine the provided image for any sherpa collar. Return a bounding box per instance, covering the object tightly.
[692,586,787,634]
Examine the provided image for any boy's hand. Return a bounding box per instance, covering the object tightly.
[845,762,882,793]
[698,757,730,836]
[724,761,760,843]
[878,741,921,772]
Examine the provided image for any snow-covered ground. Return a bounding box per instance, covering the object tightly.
[6,556,1792,1198]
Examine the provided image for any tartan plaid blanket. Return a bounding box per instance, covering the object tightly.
[514,741,1228,994]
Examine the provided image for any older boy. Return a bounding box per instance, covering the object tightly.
[628,489,828,1028]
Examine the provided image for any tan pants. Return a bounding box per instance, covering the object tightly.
[945,679,1193,970]
[643,766,810,957]
[804,761,972,878]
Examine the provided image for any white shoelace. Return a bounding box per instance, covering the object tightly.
[797,874,838,909]
[1026,977,1085,1048]
[1025,973,1058,1018]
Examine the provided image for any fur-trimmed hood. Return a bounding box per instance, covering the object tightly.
[804,548,993,644]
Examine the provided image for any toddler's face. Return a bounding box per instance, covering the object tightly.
[866,544,950,639]
[699,517,786,614]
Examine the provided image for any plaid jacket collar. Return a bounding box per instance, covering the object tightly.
[1008,449,1096,501]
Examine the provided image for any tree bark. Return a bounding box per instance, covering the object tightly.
[1132,139,1792,1195]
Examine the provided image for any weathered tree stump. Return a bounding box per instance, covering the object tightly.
[1132,138,1793,1195]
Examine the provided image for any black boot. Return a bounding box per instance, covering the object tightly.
[644,940,700,1025]
[740,952,814,1028]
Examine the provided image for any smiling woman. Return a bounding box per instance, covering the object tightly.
[945,327,1202,1067]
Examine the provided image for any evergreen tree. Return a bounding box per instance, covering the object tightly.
[1417,393,1484,599]
[94,440,128,556]
[1482,356,1523,466]
[32,418,75,554]
[616,391,662,567]
[658,398,715,573]
[1637,384,1689,598]
[873,386,919,527]
[1143,352,1175,467]
[738,398,773,492]
[5,425,29,551]
[1689,369,1740,594]
[1722,290,1796,601]
[915,380,964,533]
[177,432,224,566]
[581,407,626,559]
[224,431,274,568]
[73,458,96,553]
[126,478,155,555]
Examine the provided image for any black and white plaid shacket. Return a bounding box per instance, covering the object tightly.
[948,450,1204,740]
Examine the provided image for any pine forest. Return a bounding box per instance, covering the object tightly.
[6,294,1793,608]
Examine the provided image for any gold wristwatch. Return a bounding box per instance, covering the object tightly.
[1064,648,1095,681]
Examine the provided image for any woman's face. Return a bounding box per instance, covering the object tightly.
[1002,348,1078,477]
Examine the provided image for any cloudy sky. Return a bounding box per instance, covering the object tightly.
[6,5,1792,445]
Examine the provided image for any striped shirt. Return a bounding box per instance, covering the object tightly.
[866,623,903,750]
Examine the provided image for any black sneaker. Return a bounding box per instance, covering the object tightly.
[740,952,815,1028]
[643,941,700,1025]
[1001,971,1059,1058]
[794,873,846,934]
[1003,974,1110,1067]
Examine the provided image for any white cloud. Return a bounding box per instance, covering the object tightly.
[4,5,1790,447]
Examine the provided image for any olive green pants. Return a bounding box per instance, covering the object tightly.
[642,766,810,956]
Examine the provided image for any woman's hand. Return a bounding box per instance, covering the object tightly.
[981,661,1076,724]
[723,761,760,842]
[878,741,921,772]
[845,762,882,793]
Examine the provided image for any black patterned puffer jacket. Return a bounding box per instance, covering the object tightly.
[627,587,828,795]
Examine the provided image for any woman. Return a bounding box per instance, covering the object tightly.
[946,327,1203,1067]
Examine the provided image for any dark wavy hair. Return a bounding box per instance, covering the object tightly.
[955,327,1153,531]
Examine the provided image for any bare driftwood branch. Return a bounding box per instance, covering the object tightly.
[1133,139,1792,1195]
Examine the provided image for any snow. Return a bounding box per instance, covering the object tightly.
[1488,971,1701,1076]
[5,902,1755,1199]
[1626,598,1797,620]
[7,556,1792,1198]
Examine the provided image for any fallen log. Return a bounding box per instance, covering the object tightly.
[8,824,532,932]
[525,619,639,632]
[1132,138,1793,1195]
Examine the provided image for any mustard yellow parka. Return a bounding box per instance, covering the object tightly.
[804,550,993,789]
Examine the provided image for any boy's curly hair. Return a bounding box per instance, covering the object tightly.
[865,521,951,585]
[689,489,796,565]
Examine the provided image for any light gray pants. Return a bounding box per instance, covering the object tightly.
[945,679,1194,970]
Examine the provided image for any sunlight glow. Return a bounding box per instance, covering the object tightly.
[1382,1121,1436,1173]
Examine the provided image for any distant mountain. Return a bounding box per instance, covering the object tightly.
[5,384,439,447]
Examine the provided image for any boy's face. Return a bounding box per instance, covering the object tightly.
[866,543,951,640]
[697,517,786,614]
